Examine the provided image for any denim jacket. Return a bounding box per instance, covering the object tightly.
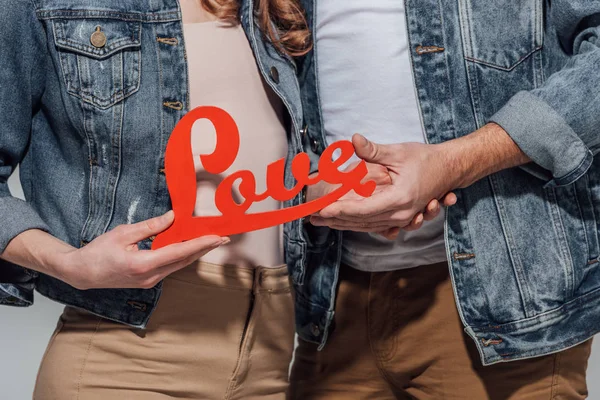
[287,0,600,365]
[0,0,304,327]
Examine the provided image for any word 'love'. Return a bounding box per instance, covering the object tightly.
[152,106,375,250]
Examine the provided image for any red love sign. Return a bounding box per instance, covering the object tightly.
[151,106,375,250]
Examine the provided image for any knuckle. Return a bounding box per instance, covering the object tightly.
[113,225,128,235]
[144,219,158,233]
[128,261,150,276]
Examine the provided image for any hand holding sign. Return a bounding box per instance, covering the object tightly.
[151,106,376,250]
[311,134,458,234]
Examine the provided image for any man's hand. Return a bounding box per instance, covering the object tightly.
[311,123,529,234]
[307,160,455,238]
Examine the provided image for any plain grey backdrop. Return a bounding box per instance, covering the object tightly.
[1,170,599,399]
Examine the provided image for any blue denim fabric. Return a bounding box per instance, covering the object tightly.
[0,0,304,327]
[289,0,600,365]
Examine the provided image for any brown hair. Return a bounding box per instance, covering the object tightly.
[200,0,311,56]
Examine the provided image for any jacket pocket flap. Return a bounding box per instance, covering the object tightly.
[52,19,141,59]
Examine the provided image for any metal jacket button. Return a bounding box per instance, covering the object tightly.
[310,323,320,337]
[300,125,308,138]
[269,66,280,84]
[90,26,107,48]
[311,139,319,153]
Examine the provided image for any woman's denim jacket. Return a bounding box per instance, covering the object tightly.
[287,0,600,365]
[0,0,305,326]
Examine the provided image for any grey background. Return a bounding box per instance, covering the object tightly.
[1,170,599,399]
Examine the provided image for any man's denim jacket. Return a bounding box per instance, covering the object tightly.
[0,0,305,326]
[287,0,600,365]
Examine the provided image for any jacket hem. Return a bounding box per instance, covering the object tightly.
[468,285,600,365]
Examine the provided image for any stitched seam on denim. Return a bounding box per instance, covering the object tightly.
[56,37,140,56]
[319,229,344,348]
[550,187,576,299]
[458,0,483,128]
[542,187,574,300]
[437,0,458,140]
[76,317,102,399]
[471,284,600,334]
[55,37,141,107]
[572,183,591,264]
[489,174,534,316]
[464,46,543,71]
[78,55,95,244]
[465,0,486,126]
[553,150,594,187]
[533,0,544,88]
[36,9,180,22]
[148,21,166,241]
[100,100,123,233]
[94,63,120,233]
[584,174,600,262]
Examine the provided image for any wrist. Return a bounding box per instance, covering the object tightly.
[29,235,78,282]
[48,247,79,282]
[438,123,530,189]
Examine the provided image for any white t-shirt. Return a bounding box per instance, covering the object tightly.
[316,0,447,271]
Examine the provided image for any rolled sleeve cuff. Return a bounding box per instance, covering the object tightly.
[0,197,49,306]
[0,196,50,254]
[489,91,594,187]
[0,282,34,307]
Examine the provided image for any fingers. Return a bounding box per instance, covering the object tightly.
[319,189,398,220]
[442,192,457,206]
[403,213,424,231]
[139,235,228,270]
[362,163,392,186]
[423,200,441,221]
[343,160,392,186]
[310,216,395,232]
[352,134,392,164]
[117,211,175,243]
[152,242,225,281]
[376,227,400,240]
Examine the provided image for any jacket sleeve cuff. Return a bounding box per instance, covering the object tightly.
[0,196,50,254]
[489,91,594,187]
[0,281,34,307]
[0,197,48,307]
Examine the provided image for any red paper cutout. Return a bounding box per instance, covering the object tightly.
[151,106,376,250]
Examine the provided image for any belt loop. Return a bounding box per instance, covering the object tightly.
[253,267,263,294]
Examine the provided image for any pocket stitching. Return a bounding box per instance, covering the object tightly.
[465,45,543,72]
[51,19,142,109]
[460,0,543,71]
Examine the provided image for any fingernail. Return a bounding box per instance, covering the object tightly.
[163,210,174,220]
[220,237,231,245]
[355,134,368,146]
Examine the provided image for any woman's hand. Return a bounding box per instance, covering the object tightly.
[2,211,228,290]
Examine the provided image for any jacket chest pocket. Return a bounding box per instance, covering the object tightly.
[52,18,142,109]
[459,0,543,71]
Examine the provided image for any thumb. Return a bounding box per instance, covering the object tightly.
[352,134,388,164]
[121,210,175,242]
